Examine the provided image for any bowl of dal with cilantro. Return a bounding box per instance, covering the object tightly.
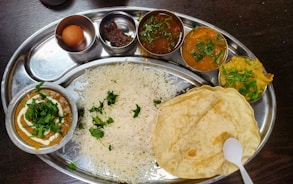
[219,56,274,102]
[5,82,78,154]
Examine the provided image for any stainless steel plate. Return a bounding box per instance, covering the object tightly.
[1,6,276,184]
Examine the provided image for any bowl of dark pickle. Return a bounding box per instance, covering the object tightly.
[99,11,137,55]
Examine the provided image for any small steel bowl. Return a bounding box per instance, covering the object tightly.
[99,11,137,55]
[137,9,184,58]
[218,56,273,103]
[55,14,96,53]
[40,0,66,6]
[5,82,78,154]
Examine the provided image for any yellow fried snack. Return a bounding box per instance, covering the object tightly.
[219,56,274,101]
[152,85,260,179]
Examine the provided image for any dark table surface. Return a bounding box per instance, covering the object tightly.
[0,0,292,183]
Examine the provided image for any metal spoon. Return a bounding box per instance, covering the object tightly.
[223,138,254,184]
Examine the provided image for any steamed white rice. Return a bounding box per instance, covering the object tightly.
[72,62,178,183]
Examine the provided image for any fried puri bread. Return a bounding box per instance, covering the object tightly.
[152,85,260,179]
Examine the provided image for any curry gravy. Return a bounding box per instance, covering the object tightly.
[14,89,72,149]
[139,12,183,54]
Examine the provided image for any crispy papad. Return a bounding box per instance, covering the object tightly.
[152,85,260,179]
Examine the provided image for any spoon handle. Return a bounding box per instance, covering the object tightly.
[239,164,254,184]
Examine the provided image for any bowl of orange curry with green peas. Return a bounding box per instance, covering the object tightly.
[181,26,228,72]
[5,82,78,154]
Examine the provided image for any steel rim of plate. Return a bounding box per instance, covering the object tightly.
[1,6,276,184]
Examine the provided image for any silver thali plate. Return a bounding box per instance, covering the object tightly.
[1,6,276,184]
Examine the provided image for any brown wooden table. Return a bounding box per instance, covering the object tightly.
[0,0,292,183]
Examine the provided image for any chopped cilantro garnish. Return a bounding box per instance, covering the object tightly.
[140,15,173,46]
[92,116,105,127]
[89,127,104,139]
[190,31,225,64]
[221,66,261,101]
[25,96,62,138]
[204,43,214,55]
[191,50,204,62]
[34,81,44,92]
[89,101,104,114]
[90,115,114,139]
[87,91,118,139]
[106,117,114,124]
[108,144,113,151]
[132,104,141,118]
[106,91,118,105]
[153,99,162,106]
[39,93,47,99]
[68,162,76,170]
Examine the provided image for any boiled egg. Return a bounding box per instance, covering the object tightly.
[61,25,85,47]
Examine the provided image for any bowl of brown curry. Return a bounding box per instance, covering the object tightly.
[137,9,184,57]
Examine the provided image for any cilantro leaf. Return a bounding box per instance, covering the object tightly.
[108,145,113,151]
[25,96,62,138]
[106,91,118,105]
[68,162,76,170]
[92,116,106,128]
[89,128,104,139]
[34,81,44,92]
[132,104,141,118]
